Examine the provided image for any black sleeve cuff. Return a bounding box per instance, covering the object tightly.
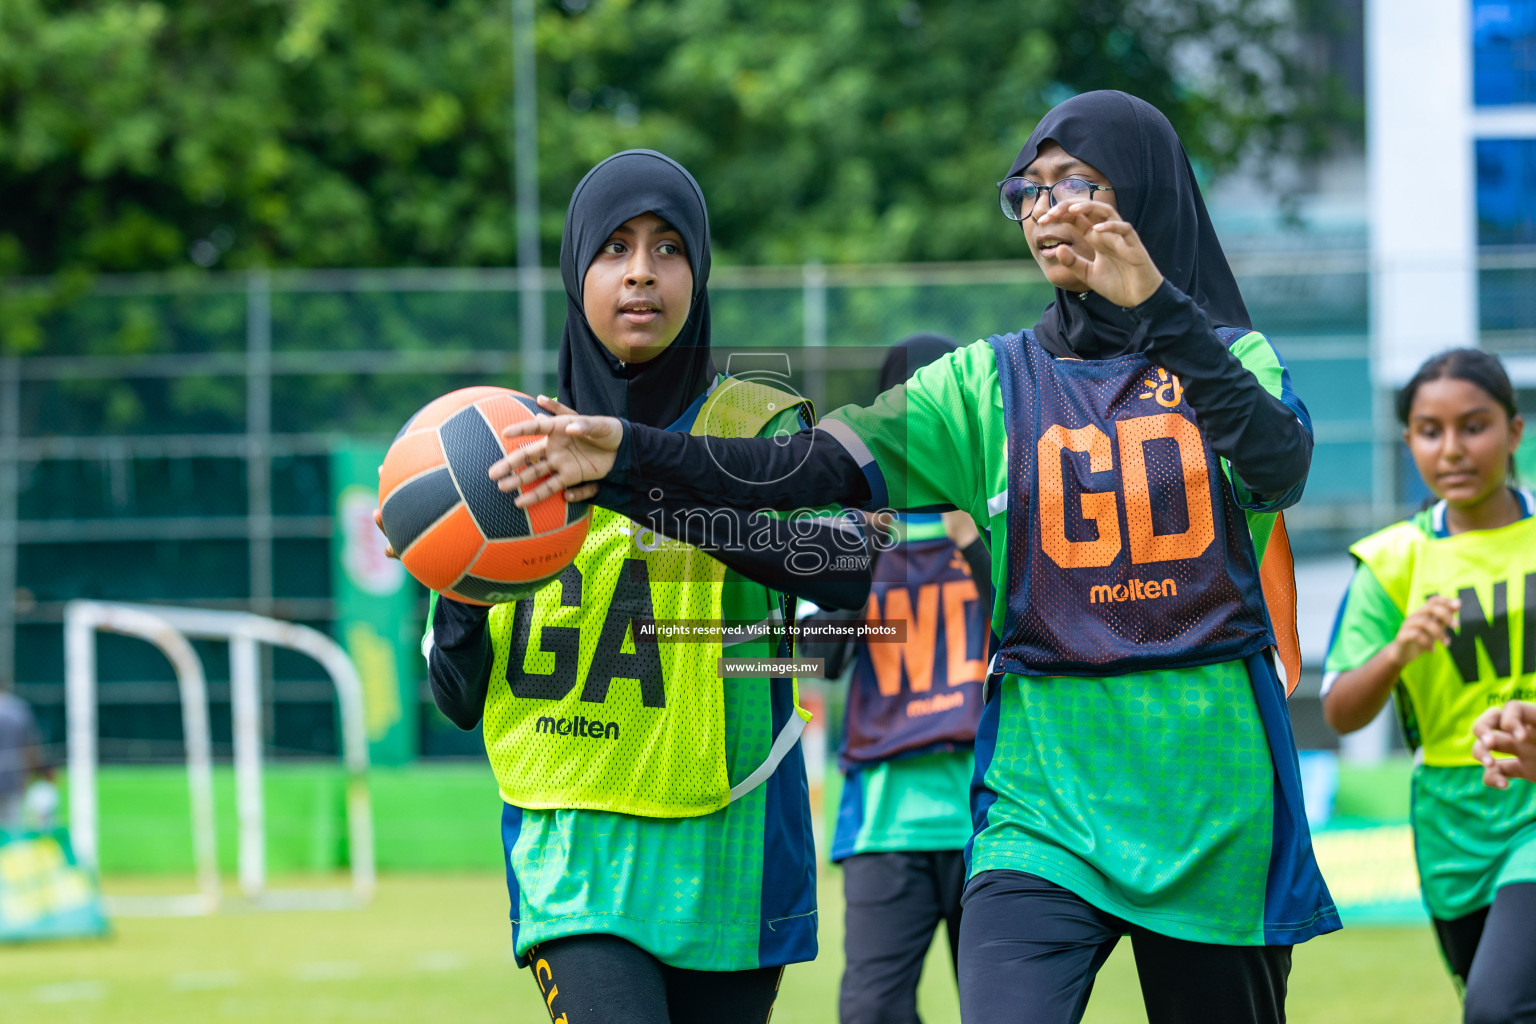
[427,595,493,730]
[1129,278,1184,323]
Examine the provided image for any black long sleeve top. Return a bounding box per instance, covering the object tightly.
[605,281,1311,512]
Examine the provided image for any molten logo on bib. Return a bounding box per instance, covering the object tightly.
[534,714,620,740]
[1088,578,1180,604]
[905,691,966,718]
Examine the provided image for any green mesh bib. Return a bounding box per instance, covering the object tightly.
[480,379,814,817]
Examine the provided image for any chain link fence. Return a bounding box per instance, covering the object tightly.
[4,251,1531,759]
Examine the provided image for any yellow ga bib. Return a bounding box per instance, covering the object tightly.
[484,505,733,816]
[480,378,814,817]
[1355,515,1536,766]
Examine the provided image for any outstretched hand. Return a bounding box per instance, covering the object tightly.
[489,395,623,507]
[1037,200,1164,308]
[1473,700,1536,789]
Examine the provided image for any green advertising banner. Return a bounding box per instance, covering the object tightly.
[332,441,420,766]
[0,829,108,942]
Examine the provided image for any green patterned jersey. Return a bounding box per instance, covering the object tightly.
[1324,496,1536,917]
[821,335,1338,945]
[830,750,976,861]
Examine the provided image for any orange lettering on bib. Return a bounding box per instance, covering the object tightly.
[941,579,986,685]
[867,584,941,694]
[1116,413,1216,564]
[1038,424,1121,568]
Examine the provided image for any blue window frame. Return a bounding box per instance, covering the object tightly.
[1477,139,1536,331]
[1477,138,1536,244]
[1475,0,1536,105]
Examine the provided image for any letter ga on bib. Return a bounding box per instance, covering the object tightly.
[480,378,812,817]
[1353,515,1536,767]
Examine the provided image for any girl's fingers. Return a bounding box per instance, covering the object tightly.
[1091,220,1138,240]
[1063,200,1120,224]
[1484,729,1521,756]
[514,474,568,509]
[1428,601,1460,626]
[496,461,555,494]
[502,417,559,440]
[536,394,579,416]
[1089,230,1139,262]
[1490,757,1531,784]
[1045,200,1116,226]
[489,439,547,480]
[1052,243,1089,269]
[1425,595,1460,619]
[369,508,398,558]
[491,448,549,492]
[565,483,599,503]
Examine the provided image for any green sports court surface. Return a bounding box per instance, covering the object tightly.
[0,870,1461,1024]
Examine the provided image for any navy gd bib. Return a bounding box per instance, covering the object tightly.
[989,329,1273,677]
[841,531,987,768]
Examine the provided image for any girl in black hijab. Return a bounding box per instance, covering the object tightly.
[494,92,1335,1024]
[1011,90,1251,362]
[427,149,871,1024]
[556,149,717,430]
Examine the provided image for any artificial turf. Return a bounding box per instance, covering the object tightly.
[0,871,1461,1023]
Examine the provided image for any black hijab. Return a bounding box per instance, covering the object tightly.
[877,333,960,394]
[557,149,716,428]
[1008,90,1250,360]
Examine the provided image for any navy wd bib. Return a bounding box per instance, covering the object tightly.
[840,532,987,768]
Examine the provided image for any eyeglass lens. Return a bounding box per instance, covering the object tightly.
[999,177,1096,220]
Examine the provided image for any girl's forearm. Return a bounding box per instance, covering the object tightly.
[612,491,873,610]
[1132,281,1312,500]
[427,597,493,730]
[1323,645,1406,734]
[612,425,871,510]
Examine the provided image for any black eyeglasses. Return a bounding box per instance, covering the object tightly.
[996,176,1114,221]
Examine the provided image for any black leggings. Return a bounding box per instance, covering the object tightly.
[1432,882,1536,1024]
[957,870,1291,1024]
[840,850,966,1024]
[527,934,784,1024]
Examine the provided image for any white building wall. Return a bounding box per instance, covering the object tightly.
[1367,0,1478,388]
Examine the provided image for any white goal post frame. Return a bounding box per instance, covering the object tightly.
[64,600,376,915]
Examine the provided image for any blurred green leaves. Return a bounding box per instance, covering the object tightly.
[0,0,1357,285]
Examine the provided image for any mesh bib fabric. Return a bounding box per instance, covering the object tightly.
[842,530,987,769]
[987,329,1274,677]
[481,380,813,817]
[484,505,731,816]
[1354,515,1536,767]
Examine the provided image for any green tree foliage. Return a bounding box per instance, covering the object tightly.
[0,0,1357,284]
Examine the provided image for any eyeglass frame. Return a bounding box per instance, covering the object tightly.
[995,176,1115,222]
